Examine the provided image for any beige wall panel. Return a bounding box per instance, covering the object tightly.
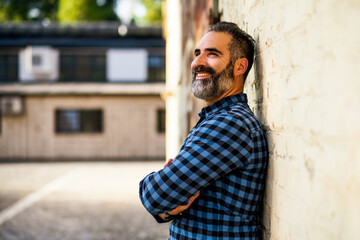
[0,114,27,158]
[220,0,360,239]
[26,96,57,158]
[0,96,165,160]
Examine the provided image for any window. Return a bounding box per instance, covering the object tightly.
[32,55,42,66]
[107,49,148,82]
[157,109,166,133]
[148,55,165,82]
[0,55,18,82]
[55,109,103,133]
[59,55,106,82]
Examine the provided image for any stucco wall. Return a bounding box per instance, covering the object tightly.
[220,0,360,239]
[0,96,165,160]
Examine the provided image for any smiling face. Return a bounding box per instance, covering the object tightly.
[191,31,234,101]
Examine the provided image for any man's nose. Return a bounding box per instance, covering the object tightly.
[191,54,207,69]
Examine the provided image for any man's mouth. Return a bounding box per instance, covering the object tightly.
[192,66,215,81]
[195,72,211,80]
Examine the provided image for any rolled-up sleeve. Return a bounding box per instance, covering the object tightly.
[139,114,253,215]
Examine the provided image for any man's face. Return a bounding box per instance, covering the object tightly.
[191,31,234,100]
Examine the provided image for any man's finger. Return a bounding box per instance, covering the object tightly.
[188,191,200,204]
[168,191,200,215]
[164,158,174,167]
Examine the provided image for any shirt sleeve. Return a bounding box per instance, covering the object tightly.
[139,114,253,215]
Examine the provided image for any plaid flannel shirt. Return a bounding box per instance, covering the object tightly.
[139,94,269,240]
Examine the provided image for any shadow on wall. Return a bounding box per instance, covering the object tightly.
[253,34,273,240]
[253,34,266,124]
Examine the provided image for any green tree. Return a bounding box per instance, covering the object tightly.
[0,0,58,21]
[141,0,162,25]
[58,0,118,22]
[0,0,119,22]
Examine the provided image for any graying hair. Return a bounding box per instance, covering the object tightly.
[208,22,255,80]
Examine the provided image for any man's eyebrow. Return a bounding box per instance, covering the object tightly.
[194,48,223,55]
[205,48,223,55]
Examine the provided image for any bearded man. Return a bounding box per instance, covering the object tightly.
[139,22,269,240]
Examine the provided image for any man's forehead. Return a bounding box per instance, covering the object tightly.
[196,31,232,51]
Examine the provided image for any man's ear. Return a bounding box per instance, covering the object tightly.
[233,58,249,77]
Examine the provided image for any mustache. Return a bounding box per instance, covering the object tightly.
[192,66,215,76]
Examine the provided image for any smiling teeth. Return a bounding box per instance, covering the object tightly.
[197,73,209,76]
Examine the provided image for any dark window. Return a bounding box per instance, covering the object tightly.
[59,55,106,82]
[55,109,103,133]
[0,55,18,82]
[148,55,165,82]
[157,109,165,133]
[32,55,42,66]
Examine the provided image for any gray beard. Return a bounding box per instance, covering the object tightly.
[191,64,234,101]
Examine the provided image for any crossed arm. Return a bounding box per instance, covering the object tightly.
[139,115,252,222]
[157,158,200,221]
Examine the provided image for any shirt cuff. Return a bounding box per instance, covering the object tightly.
[152,212,182,223]
[153,214,170,223]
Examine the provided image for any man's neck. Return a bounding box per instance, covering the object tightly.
[205,77,244,106]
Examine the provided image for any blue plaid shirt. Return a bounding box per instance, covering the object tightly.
[139,94,268,239]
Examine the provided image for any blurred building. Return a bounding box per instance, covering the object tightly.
[164,0,360,239]
[0,22,166,161]
[163,0,214,159]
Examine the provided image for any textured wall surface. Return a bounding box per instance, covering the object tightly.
[0,96,165,160]
[220,0,360,239]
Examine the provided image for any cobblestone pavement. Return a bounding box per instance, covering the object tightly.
[0,162,170,240]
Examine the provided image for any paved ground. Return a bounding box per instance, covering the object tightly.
[0,161,170,240]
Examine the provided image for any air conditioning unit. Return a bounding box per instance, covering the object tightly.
[19,46,59,81]
[0,96,24,116]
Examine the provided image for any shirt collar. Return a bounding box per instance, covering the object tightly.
[198,93,248,118]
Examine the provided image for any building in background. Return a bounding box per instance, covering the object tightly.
[164,0,360,239]
[163,0,212,159]
[0,22,166,161]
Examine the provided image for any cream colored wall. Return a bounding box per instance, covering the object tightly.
[0,96,165,160]
[220,0,360,239]
[164,0,185,160]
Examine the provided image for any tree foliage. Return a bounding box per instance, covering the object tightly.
[0,0,58,21]
[0,0,162,25]
[58,0,118,22]
[141,0,162,25]
[0,0,118,22]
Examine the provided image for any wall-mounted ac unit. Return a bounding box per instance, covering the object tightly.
[19,46,59,82]
[0,96,24,116]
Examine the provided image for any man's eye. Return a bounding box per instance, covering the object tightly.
[209,52,218,56]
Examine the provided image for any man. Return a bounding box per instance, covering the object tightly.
[139,22,268,239]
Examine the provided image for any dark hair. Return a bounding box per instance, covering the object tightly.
[208,21,255,80]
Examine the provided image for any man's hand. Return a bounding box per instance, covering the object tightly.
[158,191,200,221]
[159,158,201,221]
[164,158,174,167]
[168,191,200,215]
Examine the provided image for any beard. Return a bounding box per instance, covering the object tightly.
[191,63,234,101]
